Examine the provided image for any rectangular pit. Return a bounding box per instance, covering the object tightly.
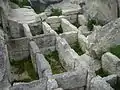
[9,57,39,84]
[44,51,66,74]
[28,22,44,36]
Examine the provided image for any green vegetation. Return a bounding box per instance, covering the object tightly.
[45,51,66,74]
[10,59,39,82]
[56,25,63,34]
[95,68,109,77]
[71,41,84,56]
[10,0,30,7]
[109,45,120,58]
[87,19,103,31]
[51,8,62,16]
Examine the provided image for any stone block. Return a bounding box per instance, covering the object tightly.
[62,8,81,15]
[47,78,58,90]
[37,12,47,21]
[90,76,114,90]
[78,15,88,26]
[36,53,52,78]
[61,18,78,32]
[23,24,32,38]
[102,52,120,76]
[9,78,47,90]
[30,41,40,71]
[103,74,117,88]
[78,26,91,37]
[46,16,60,24]
[60,31,78,46]
[78,31,88,52]
[53,70,87,90]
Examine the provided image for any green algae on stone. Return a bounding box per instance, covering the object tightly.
[45,51,66,74]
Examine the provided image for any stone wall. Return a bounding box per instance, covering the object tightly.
[7,37,30,61]
[46,16,61,31]
[33,34,56,54]
[0,28,10,90]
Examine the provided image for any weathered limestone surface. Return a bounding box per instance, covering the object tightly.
[78,54,101,72]
[54,88,63,90]
[78,31,88,52]
[8,8,42,38]
[88,18,120,58]
[61,18,78,32]
[23,24,32,38]
[30,41,41,72]
[90,76,114,90]
[56,37,77,70]
[78,25,91,37]
[103,74,117,88]
[78,15,88,26]
[46,16,61,30]
[53,70,87,90]
[84,0,118,24]
[60,31,78,46]
[36,53,52,78]
[46,16,60,24]
[0,0,9,31]
[47,78,58,90]
[37,12,47,21]
[7,37,30,61]
[9,78,47,90]
[102,52,120,76]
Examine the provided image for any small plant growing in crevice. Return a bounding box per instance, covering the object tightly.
[56,25,63,34]
[71,41,84,56]
[109,45,120,58]
[95,68,109,77]
[87,19,96,31]
[87,18,104,31]
[45,51,66,74]
[51,8,62,16]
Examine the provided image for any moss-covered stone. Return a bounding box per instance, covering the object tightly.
[45,51,66,74]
